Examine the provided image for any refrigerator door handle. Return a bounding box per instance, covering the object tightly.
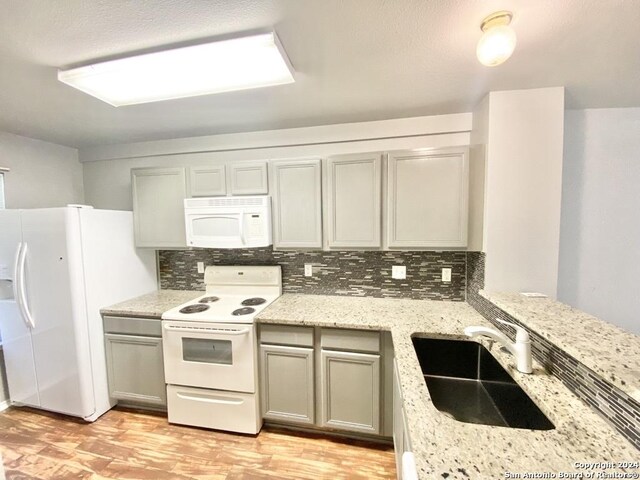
[12,242,23,302]
[13,242,28,328]
[14,242,35,329]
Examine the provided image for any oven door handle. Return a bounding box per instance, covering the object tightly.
[163,324,251,335]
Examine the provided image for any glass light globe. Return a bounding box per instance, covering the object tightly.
[476,25,517,67]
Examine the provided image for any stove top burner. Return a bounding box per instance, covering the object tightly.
[232,307,256,316]
[241,297,267,306]
[198,296,220,303]
[179,304,210,314]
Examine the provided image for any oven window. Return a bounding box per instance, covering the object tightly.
[182,338,232,365]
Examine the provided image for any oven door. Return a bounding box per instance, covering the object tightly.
[162,321,256,393]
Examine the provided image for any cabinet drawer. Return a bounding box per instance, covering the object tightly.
[259,324,314,347]
[103,316,162,337]
[321,328,380,353]
[167,385,261,434]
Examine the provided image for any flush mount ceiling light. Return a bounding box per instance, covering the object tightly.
[476,11,517,67]
[57,32,295,106]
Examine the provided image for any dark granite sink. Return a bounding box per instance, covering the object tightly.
[412,337,554,430]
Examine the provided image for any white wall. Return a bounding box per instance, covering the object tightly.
[0,131,83,208]
[480,87,565,297]
[559,108,640,334]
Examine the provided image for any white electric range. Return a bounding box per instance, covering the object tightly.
[161,265,282,434]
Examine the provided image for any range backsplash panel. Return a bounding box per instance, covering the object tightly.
[466,252,640,451]
[159,247,466,301]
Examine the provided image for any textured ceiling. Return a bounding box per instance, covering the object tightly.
[1,0,639,148]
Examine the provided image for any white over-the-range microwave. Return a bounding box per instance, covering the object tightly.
[184,196,272,248]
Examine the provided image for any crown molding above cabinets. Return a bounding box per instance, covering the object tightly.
[78,113,472,163]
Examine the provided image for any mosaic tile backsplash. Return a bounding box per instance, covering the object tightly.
[159,248,466,301]
[466,252,640,451]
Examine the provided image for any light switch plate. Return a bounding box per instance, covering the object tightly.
[392,265,406,280]
[442,268,452,282]
[304,264,313,277]
[197,262,205,274]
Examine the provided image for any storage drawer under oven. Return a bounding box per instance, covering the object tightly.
[167,384,261,434]
[162,321,257,393]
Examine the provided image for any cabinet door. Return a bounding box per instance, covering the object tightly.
[325,153,382,248]
[228,161,268,195]
[131,167,187,248]
[269,159,322,249]
[260,345,315,425]
[105,334,166,407]
[188,165,226,197]
[386,148,468,248]
[320,350,380,434]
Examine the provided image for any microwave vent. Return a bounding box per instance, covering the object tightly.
[185,196,269,208]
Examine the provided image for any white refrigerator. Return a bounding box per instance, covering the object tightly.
[0,206,157,421]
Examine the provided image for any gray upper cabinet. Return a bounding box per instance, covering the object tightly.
[131,167,187,248]
[325,153,382,248]
[269,158,322,249]
[228,161,268,195]
[386,148,469,248]
[187,165,226,197]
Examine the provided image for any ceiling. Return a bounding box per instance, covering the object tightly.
[1,0,639,148]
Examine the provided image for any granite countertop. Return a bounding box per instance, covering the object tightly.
[257,294,639,480]
[480,290,640,402]
[99,290,638,478]
[100,289,203,319]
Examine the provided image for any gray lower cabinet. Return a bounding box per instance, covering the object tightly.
[103,315,166,409]
[259,325,388,438]
[320,349,381,434]
[260,344,315,424]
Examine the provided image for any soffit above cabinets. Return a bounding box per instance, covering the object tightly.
[1,0,639,148]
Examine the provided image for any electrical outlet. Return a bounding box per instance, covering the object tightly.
[392,265,406,280]
[304,264,313,277]
[197,262,205,274]
[442,267,452,282]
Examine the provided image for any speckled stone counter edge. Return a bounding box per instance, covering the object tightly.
[466,252,640,452]
[256,294,639,479]
[100,289,203,319]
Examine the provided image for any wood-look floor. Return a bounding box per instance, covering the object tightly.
[0,407,396,479]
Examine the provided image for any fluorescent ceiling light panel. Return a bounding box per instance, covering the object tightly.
[57,32,295,106]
